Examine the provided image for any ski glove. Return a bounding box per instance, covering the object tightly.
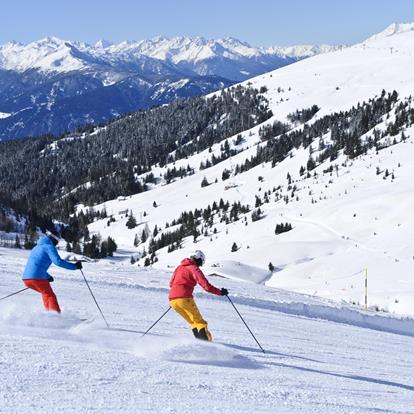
[48,276,54,282]
[221,288,229,296]
[75,261,83,270]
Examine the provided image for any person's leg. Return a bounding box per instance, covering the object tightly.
[170,298,194,325]
[170,298,212,341]
[187,300,213,341]
[24,279,61,313]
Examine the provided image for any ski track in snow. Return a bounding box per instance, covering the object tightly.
[1,253,414,413]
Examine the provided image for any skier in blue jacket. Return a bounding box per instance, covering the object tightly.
[22,231,82,313]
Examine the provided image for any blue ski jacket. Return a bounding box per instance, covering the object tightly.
[22,236,77,280]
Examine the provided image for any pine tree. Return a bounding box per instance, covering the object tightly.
[24,226,37,250]
[222,169,231,181]
[107,237,117,256]
[193,228,199,243]
[307,156,316,171]
[251,208,263,222]
[14,235,21,249]
[201,177,210,187]
[126,212,137,229]
[24,233,30,249]
[83,235,100,258]
[134,233,140,247]
[141,228,148,243]
[73,241,82,254]
[100,240,108,258]
[84,226,90,242]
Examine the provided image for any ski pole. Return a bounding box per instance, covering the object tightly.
[0,287,29,301]
[142,307,171,337]
[225,295,265,354]
[79,269,110,328]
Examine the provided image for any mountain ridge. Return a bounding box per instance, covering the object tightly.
[0,35,341,74]
[0,35,340,140]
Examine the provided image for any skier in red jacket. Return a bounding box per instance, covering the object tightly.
[169,250,228,341]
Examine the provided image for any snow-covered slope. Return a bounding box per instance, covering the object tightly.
[1,247,414,413]
[241,24,414,120]
[366,22,414,41]
[70,24,414,317]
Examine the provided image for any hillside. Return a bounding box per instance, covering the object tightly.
[80,24,414,316]
[1,24,414,316]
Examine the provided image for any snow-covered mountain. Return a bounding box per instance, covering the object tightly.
[91,36,341,80]
[0,37,94,73]
[2,23,414,414]
[1,23,414,318]
[66,23,414,317]
[0,35,339,140]
[366,22,414,41]
[0,35,339,76]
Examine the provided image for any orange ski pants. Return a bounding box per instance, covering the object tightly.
[24,279,61,313]
[170,298,212,340]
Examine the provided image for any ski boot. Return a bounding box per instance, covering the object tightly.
[192,328,200,339]
[197,327,212,341]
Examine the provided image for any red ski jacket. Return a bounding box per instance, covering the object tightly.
[169,258,222,300]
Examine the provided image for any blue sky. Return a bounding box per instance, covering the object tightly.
[2,0,414,46]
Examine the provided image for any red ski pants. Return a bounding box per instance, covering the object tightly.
[24,279,61,313]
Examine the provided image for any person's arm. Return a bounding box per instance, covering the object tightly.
[46,245,78,271]
[193,267,222,295]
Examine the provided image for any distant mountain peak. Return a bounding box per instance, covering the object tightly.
[35,36,68,47]
[366,22,414,42]
[95,39,113,49]
[0,36,88,73]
